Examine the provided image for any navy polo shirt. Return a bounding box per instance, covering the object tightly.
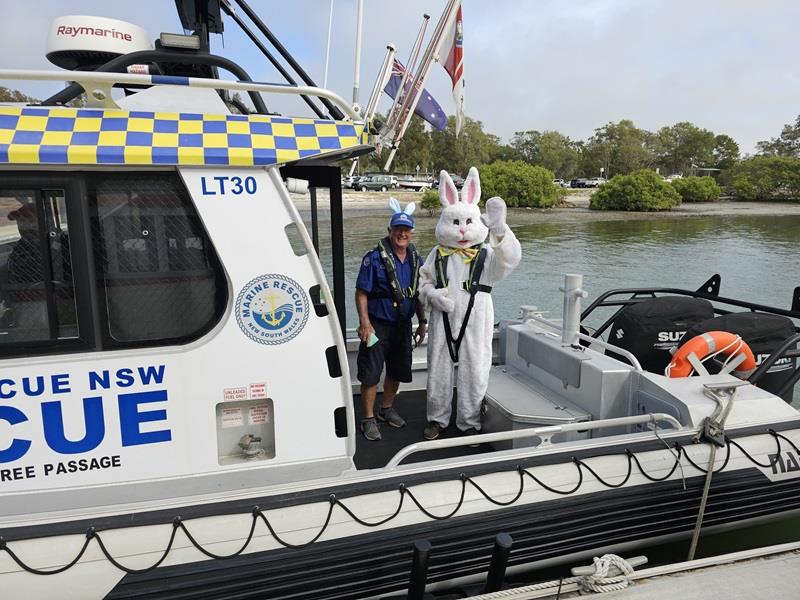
[356,246,418,322]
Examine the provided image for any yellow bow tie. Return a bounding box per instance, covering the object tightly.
[438,245,480,263]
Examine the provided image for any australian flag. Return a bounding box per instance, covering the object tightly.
[384,59,448,131]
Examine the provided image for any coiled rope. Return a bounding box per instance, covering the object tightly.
[453,553,636,598]
[580,554,635,593]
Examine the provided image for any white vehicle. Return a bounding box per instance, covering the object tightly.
[585,177,608,188]
[1,5,800,600]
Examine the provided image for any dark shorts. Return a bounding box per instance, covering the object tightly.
[357,318,413,386]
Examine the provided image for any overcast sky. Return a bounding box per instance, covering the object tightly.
[2,0,799,154]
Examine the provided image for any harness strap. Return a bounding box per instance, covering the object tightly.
[438,246,490,363]
[461,282,492,293]
[376,238,420,316]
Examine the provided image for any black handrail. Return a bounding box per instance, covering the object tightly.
[581,275,800,340]
[582,275,721,339]
[232,0,346,121]
[41,49,269,115]
[749,332,800,388]
[220,2,327,119]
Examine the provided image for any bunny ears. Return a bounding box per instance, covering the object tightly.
[439,166,481,208]
[388,197,416,229]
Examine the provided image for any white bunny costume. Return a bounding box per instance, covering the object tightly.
[420,167,522,432]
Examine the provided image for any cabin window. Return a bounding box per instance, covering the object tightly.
[88,173,227,345]
[0,188,78,347]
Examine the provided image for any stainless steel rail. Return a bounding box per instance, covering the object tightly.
[523,313,644,372]
[0,68,362,121]
[386,413,683,468]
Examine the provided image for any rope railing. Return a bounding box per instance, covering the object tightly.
[0,428,793,577]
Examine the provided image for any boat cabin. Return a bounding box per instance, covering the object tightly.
[2,6,800,598]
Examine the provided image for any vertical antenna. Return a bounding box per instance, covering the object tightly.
[323,0,334,88]
[353,0,364,107]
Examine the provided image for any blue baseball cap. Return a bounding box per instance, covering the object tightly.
[389,212,415,229]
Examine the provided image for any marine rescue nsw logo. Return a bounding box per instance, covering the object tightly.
[235,274,309,345]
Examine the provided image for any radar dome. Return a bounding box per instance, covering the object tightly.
[46,15,152,70]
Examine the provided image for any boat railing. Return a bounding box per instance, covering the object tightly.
[0,68,363,121]
[385,413,682,468]
[579,274,800,389]
[521,312,644,372]
[581,274,800,340]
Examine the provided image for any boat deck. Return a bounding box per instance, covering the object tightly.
[353,389,485,470]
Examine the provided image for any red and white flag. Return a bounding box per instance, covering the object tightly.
[441,5,465,136]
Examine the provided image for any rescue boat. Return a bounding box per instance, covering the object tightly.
[1,4,800,599]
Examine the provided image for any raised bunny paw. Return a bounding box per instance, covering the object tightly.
[481,196,508,236]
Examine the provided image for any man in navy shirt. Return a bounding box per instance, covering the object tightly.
[355,211,427,441]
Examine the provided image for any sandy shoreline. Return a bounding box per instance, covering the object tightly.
[291,189,800,223]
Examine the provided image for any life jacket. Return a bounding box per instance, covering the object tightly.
[368,237,420,315]
[434,244,492,295]
[433,243,491,363]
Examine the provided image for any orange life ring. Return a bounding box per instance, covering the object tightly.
[666,330,756,378]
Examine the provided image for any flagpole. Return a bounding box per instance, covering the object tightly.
[384,14,429,135]
[383,0,461,171]
[352,0,364,108]
[323,0,334,88]
[364,44,396,123]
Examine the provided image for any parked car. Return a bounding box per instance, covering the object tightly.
[584,177,608,188]
[433,174,464,189]
[353,174,398,192]
[570,178,589,188]
[553,179,567,188]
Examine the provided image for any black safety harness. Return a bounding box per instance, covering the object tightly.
[368,237,420,319]
[434,244,491,362]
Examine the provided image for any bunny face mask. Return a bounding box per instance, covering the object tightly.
[435,169,488,249]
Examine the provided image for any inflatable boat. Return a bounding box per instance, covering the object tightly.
[1,4,799,599]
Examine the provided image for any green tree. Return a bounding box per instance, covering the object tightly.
[712,134,740,170]
[420,188,440,215]
[671,176,721,202]
[430,116,503,175]
[590,169,681,211]
[510,130,541,163]
[583,120,656,178]
[655,122,716,175]
[510,130,580,179]
[723,156,800,200]
[0,87,39,103]
[756,115,800,157]
[535,131,581,179]
[393,115,432,174]
[478,161,560,208]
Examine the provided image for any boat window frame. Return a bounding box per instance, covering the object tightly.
[0,173,96,358]
[84,171,229,351]
[0,169,229,359]
[279,164,346,337]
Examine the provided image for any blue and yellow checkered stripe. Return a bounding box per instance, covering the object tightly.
[0,107,367,167]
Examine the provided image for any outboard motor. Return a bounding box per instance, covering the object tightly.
[607,296,715,372]
[680,312,798,402]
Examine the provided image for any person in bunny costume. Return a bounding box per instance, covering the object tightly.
[420,167,521,440]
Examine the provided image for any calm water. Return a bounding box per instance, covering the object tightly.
[309,211,800,328]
